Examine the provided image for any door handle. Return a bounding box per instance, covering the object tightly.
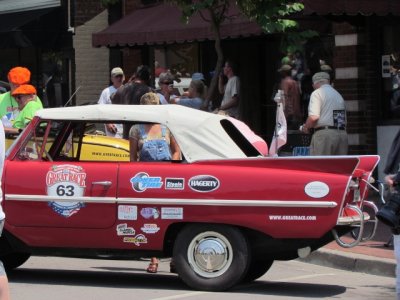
[92,181,112,187]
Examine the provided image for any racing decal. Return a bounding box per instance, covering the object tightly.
[46,165,86,217]
[304,181,330,198]
[140,207,160,219]
[130,172,163,192]
[116,223,136,236]
[123,234,148,246]
[165,178,184,190]
[161,207,183,220]
[188,175,220,192]
[141,224,160,234]
[268,215,317,221]
[118,205,137,220]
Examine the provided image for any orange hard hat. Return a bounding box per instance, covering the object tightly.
[12,84,37,96]
[8,67,31,85]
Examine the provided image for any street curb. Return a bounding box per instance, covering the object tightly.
[298,248,396,278]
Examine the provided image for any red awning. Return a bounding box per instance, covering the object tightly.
[92,3,263,47]
[302,0,400,16]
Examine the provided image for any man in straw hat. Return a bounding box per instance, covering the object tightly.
[300,72,348,155]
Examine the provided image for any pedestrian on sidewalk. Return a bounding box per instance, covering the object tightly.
[300,72,348,155]
[383,172,400,300]
[383,129,400,300]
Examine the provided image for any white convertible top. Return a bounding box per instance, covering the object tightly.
[35,105,249,162]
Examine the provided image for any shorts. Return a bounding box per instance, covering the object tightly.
[0,261,5,276]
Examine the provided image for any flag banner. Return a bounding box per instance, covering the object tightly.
[269,103,287,157]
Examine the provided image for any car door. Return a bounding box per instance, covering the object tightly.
[4,160,118,229]
[3,119,118,229]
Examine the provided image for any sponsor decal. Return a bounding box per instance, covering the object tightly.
[118,205,137,220]
[141,224,160,234]
[130,172,163,192]
[304,181,330,198]
[123,234,148,246]
[140,207,160,219]
[188,175,220,192]
[116,223,136,236]
[161,207,183,220]
[46,165,86,217]
[268,215,317,221]
[165,178,184,190]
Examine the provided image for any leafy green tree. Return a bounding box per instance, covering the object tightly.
[99,0,313,106]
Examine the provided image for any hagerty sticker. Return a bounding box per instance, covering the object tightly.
[46,164,86,217]
[116,223,136,236]
[130,172,163,192]
[188,175,220,192]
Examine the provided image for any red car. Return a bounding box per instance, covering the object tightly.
[2,105,379,291]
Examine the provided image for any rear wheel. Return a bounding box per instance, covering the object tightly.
[173,224,250,291]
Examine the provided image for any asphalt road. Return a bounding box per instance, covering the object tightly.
[6,256,395,299]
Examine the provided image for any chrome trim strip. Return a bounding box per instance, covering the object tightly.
[5,194,337,208]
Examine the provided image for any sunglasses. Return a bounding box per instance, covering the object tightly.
[15,95,25,100]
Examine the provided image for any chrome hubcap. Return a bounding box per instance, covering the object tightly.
[187,231,233,278]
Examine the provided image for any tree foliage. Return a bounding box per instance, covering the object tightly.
[172,0,311,106]
[236,0,304,33]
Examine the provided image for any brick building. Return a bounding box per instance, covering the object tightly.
[1,0,399,176]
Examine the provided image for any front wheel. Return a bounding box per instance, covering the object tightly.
[173,224,250,291]
[0,253,30,270]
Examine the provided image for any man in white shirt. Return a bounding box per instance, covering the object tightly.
[217,60,240,119]
[98,67,125,138]
[300,72,348,155]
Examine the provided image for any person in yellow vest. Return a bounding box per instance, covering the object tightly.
[0,67,43,127]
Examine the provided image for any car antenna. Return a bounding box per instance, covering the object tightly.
[64,86,81,107]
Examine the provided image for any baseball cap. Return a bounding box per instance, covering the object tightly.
[159,72,175,84]
[8,67,31,85]
[12,84,37,96]
[192,72,205,81]
[278,64,292,72]
[312,72,330,83]
[320,64,332,72]
[111,67,124,77]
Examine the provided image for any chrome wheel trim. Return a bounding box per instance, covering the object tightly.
[187,231,233,278]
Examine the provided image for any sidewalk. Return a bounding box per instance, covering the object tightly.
[299,225,396,277]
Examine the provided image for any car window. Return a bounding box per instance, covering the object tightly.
[14,119,184,163]
[16,120,58,161]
